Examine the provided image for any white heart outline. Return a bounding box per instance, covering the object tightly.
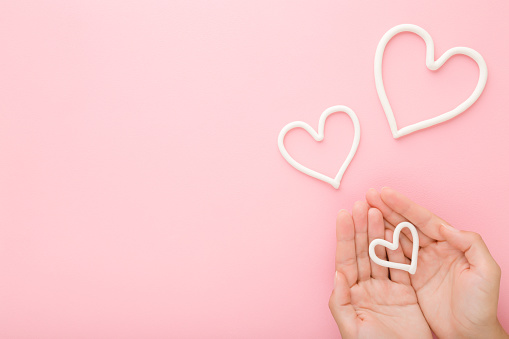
[278,105,360,189]
[369,221,420,274]
[375,24,488,139]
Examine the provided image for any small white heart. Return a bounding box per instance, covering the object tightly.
[369,221,419,274]
[278,105,360,189]
[375,24,488,138]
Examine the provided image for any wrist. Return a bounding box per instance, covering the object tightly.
[494,321,509,339]
[478,321,508,339]
[458,321,508,339]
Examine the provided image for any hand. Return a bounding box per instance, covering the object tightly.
[329,202,432,339]
[366,187,509,339]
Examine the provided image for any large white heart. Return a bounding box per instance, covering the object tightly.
[375,24,488,139]
[369,221,420,274]
[278,105,360,189]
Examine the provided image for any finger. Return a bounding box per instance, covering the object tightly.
[336,210,358,286]
[367,188,434,247]
[380,187,449,241]
[329,271,358,336]
[385,229,411,285]
[368,208,389,279]
[439,225,500,276]
[383,220,418,259]
[383,219,411,245]
[353,201,370,282]
[383,219,409,241]
[367,188,433,246]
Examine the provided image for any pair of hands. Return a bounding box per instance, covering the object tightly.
[329,187,507,339]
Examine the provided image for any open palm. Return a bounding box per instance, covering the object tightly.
[414,241,499,338]
[329,202,431,339]
[366,187,506,339]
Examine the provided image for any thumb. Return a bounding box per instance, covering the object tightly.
[329,271,357,337]
[439,224,500,275]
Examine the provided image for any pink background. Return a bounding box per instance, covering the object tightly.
[1,1,508,338]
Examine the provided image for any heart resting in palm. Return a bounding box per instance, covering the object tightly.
[330,188,509,339]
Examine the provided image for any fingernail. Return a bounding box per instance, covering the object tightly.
[334,271,339,288]
[442,223,460,232]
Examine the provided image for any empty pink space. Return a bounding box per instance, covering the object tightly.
[0,1,508,338]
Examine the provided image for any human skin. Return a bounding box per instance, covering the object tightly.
[329,201,432,339]
[365,187,509,339]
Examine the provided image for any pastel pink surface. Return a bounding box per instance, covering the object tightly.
[0,1,508,338]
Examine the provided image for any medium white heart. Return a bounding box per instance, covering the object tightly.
[278,105,360,189]
[369,221,419,274]
[375,24,488,139]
